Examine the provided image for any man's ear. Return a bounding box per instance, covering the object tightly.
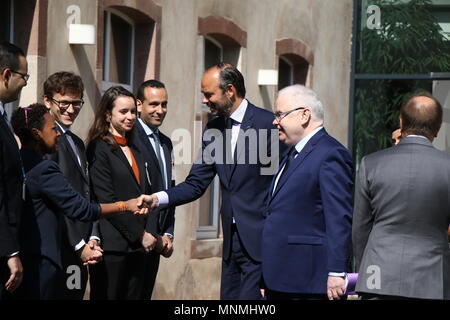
[0,68,12,87]
[225,84,236,100]
[43,96,52,109]
[136,99,143,113]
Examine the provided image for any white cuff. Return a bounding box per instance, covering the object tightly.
[74,240,86,251]
[8,251,19,258]
[155,191,169,206]
[89,236,101,244]
[328,272,347,277]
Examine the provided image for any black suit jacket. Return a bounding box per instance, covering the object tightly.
[0,112,23,258]
[46,124,99,253]
[133,120,175,237]
[87,138,149,253]
[20,149,100,268]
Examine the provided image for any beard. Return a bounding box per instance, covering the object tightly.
[207,97,233,117]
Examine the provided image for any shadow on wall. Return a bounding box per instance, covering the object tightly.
[259,86,273,112]
[70,45,101,114]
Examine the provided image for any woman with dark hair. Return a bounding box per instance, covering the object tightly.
[10,103,149,300]
[87,86,159,300]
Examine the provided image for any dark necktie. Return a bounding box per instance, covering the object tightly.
[151,131,167,189]
[278,147,298,180]
[2,110,13,132]
[224,117,235,165]
[65,130,82,167]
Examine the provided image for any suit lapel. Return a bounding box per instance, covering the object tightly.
[59,127,88,183]
[0,115,19,148]
[269,128,326,203]
[161,137,171,186]
[112,146,142,191]
[137,121,163,176]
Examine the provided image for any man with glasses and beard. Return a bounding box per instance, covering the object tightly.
[43,72,102,299]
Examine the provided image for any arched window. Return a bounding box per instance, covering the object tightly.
[99,0,161,95]
[276,38,314,89]
[103,9,135,92]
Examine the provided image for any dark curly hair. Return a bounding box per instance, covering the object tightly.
[11,103,49,145]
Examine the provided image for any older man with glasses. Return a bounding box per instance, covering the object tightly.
[261,84,354,300]
[43,71,102,300]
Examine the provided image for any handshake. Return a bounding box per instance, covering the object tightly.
[120,194,160,216]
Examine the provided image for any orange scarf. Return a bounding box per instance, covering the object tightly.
[113,135,140,185]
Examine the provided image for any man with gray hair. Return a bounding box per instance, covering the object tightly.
[353,92,450,300]
[261,84,353,300]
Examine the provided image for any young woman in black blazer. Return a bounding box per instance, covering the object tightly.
[86,86,161,300]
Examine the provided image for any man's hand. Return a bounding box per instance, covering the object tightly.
[141,231,158,252]
[160,235,174,258]
[5,256,23,292]
[140,194,159,211]
[327,276,346,300]
[79,241,103,265]
[127,196,149,216]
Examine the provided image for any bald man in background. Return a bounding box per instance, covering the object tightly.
[353,92,450,300]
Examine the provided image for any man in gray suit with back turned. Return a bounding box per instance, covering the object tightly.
[353,92,450,300]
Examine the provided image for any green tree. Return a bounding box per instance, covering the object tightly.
[354,0,450,165]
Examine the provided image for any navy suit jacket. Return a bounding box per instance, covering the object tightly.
[262,128,353,294]
[133,120,175,237]
[166,102,284,261]
[0,113,23,258]
[20,149,100,268]
[46,125,99,253]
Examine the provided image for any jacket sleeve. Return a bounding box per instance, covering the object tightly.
[319,147,354,273]
[88,142,144,245]
[166,136,217,206]
[352,157,374,271]
[37,161,100,222]
[0,140,20,257]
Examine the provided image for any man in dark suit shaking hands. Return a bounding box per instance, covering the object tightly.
[148,63,284,300]
[0,41,28,298]
[262,85,353,300]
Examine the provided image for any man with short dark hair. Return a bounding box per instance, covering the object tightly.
[147,63,285,299]
[43,71,102,299]
[353,92,450,300]
[134,79,175,299]
[0,41,28,299]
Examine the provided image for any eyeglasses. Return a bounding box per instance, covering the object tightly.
[274,107,305,122]
[49,97,84,113]
[11,70,30,82]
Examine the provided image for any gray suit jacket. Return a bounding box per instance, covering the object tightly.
[353,136,450,300]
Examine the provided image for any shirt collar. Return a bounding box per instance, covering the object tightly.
[229,99,248,124]
[0,101,4,116]
[138,118,159,136]
[56,121,70,134]
[293,126,324,154]
[405,134,429,140]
